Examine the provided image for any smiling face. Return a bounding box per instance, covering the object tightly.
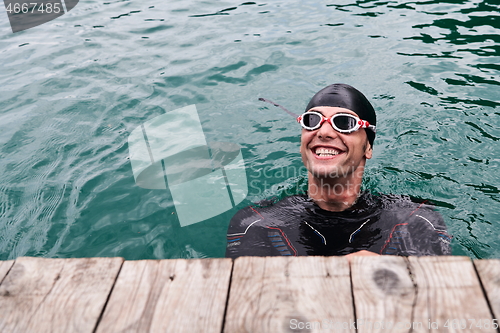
[300,106,373,180]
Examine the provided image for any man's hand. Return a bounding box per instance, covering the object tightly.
[344,250,379,262]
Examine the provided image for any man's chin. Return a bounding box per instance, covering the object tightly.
[309,167,345,179]
[307,164,366,181]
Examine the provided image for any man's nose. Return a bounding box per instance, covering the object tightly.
[317,119,339,139]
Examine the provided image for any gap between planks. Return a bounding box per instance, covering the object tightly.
[0,256,499,333]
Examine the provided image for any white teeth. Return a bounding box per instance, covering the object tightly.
[315,148,340,156]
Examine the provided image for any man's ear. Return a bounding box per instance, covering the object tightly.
[365,143,373,159]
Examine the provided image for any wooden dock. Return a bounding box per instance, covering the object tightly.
[0,256,499,332]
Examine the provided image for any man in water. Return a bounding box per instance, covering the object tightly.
[226,84,451,258]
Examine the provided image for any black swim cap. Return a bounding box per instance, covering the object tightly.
[305,83,376,147]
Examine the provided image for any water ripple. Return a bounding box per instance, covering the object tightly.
[0,0,499,259]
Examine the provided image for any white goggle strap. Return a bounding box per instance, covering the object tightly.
[359,120,376,133]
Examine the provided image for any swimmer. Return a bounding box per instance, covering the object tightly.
[225,84,451,258]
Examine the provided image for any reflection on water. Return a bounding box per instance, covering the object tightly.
[0,0,498,260]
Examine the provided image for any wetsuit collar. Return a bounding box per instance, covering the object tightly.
[305,191,379,216]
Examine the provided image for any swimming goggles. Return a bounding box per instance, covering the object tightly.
[297,111,376,134]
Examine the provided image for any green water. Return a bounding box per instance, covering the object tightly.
[0,0,499,260]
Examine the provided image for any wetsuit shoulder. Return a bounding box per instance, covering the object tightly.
[225,195,307,258]
[376,194,452,256]
[226,205,262,233]
[225,205,263,259]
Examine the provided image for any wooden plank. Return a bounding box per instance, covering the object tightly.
[96,258,232,333]
[351,256,416,332]
[408,256,496,332]
[0,256,123,333]
[224,256,354,333]
[0,260,15,283]
[474,259,500,321]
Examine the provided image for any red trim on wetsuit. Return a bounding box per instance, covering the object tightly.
[380,202,427,254]
[249,205,298,256]
[409,202,425,216]
[249,205,264,218]
[267,226,298,256]
[380,223,408,254]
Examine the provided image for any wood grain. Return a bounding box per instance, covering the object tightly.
[350,256,416,333]
[0,256,123,333]
[408,256,496,332]
[0,260,14,282]
[1,256,498,333]
[224,256,354,333]
[96,258,232,333]
[474,259,500,320]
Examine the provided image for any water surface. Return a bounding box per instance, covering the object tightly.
[0,0,499,259]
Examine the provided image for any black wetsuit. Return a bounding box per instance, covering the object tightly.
[225,192,451,258]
